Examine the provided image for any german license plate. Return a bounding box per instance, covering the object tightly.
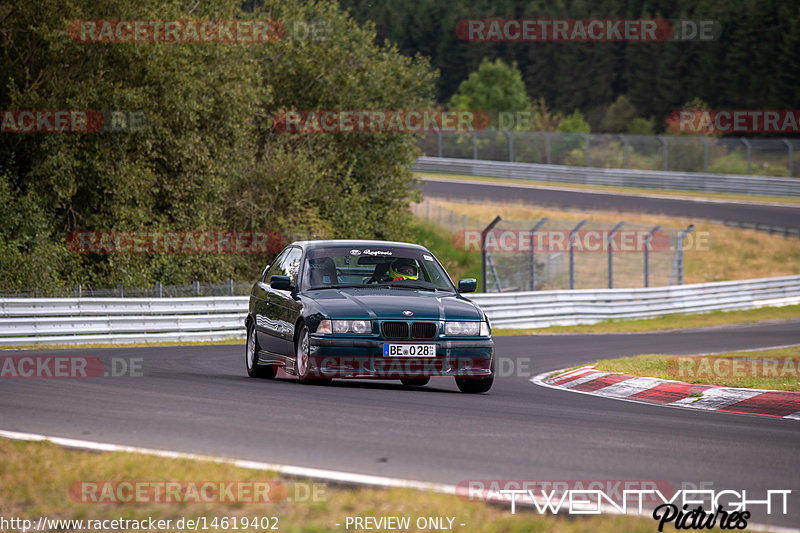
[383,344,436,357]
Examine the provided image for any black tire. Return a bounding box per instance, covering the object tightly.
[400,377,430,387]
[246,322,276,379]
[455,375,493,393]
[295,324,332,385]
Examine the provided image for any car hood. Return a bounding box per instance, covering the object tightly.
[302,287,484,321]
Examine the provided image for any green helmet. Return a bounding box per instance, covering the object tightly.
[388,258,419,280]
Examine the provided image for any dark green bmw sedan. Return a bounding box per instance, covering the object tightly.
[245,240,494,393]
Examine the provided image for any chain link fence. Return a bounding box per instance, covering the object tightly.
[413,199,693,292]
[418,131,800,177]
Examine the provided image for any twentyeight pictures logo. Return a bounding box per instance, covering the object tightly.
[69,20,284,43]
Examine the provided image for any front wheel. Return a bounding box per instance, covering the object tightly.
[296,325,331,385]
[246,322,276,379]
[455,375,493,393]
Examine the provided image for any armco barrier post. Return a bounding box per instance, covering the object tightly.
[481,216,502,293]
[502,129,513,162]
[643,225,662,288]
[193,281,200,297]
[607,221,625,288]
[657,135,668,171]
[782,139,793,177]
[529,217,549,291]
[541,132,551,164]
[436,131,442,158]
[117,284,123,298]
[741,138,752,175]
[227,279,234,296]
[670,224,694,285]
[569,220,588,290]
[155,282,163,298]
[700,136,710,172]
[582,133,591,167]
[619,134,629,168]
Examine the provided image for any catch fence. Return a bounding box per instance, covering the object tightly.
[413,200,693,292]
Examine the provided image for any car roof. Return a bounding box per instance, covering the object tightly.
[292,239,429,252]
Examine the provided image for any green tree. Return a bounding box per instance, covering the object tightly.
[558,110,591,133]
[448,58,531,119]
[0,0,436,291]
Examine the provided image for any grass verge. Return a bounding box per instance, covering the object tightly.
[493,305,800,335]
[0,438,659,533]
[416,173,800,206]
[594,346,800,392]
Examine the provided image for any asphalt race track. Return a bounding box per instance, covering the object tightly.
[420,178,800,232]
[2,320,799,527]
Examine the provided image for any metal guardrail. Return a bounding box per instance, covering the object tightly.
[469,275,800,329]
[1,277,798,344]
[0,296,249,346]
[418,131,800,177]
[413,157,800,198]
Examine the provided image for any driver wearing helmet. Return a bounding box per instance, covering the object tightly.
[387,258,419,281]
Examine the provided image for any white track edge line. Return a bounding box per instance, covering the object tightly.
[0,429,455,494]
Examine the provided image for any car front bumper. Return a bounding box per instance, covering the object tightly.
[307,335,494,378]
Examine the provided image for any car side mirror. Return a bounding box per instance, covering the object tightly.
[458,278,477,293]
[270,275,292,291]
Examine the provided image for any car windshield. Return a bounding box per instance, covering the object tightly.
[303,246,455,291]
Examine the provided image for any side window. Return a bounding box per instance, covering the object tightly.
[266,247,302,285]
[259,264,272,283]
[264,248,290,282]
[280,248,303,284]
